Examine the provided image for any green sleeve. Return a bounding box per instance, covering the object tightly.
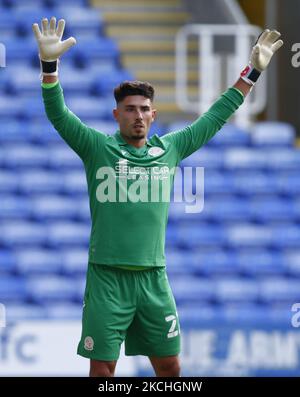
[162,87,244,161]
[42,82,106,162]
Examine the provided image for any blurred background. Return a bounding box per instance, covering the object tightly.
[1,0,300,376]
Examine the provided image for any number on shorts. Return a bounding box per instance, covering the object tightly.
[165,314,179,338]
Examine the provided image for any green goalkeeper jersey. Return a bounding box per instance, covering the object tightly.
[42,82,243,268]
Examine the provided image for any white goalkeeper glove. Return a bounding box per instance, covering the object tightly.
[32,16,76,77]
[241,29,283,86]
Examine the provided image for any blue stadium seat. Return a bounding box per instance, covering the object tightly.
[251,122,295,147]
[178,304,222,327]
[231,171,280,196]
[61,249,88,275]
[26,121,62,143]
[0,171,19,193]
[177,223,226,248]
[0,276,27,302]
[165,249,193,276]
[204,170,235,195]
[190,249,239,275]
[58,66,96,95]
[181,148,224,168]
[259,277,300,304]
[214,277,259,303]
[249,197,296,222]
[65,96,112,121]
[0,249,16,274]
[45,303,82,320]
[48,145,83,169]
[0,195,31,219]
[62,170,88,195]
[6,66,40,95]
[26,276,78,303]
[15,249,62,275]
[73,38,119,65]
[283,250,300,276]
[93,70,135,96]
[46,222,90,247]
[0,96,23,118]
[277,171,300,196]
[5,303,46,321]
[19,170,65,194]
[208,123,251,147]
[31,195,79,221]
[0,222,47,247]
[87,121,117,135]
[224,148,266,169]
[203,196,251,222]
[0,120,31,142]
[265,149,300,170]
[235,249,285,276]
[272,224,300,248]
[226,224,273,248]
[170,276,215,304]
[2,144,49,168]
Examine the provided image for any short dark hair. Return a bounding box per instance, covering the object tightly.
[114,80,155,103]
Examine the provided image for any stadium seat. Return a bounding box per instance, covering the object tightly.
[0,222,47,247]
[214,277,259,303]
[170,276,216,304]
[0,171,19,193]
[46,222,90,247]
[259,277,300,304]
[0,249,16,274]
[62,170,88,195]
[44,303,82,320]
[251,121,295,147]
[2,144,49,168]
[226,224,273,248]
[61,248,88,275]
[0,276,27,302]
[249,197,296,222]
[15,248,62,275]
[231,171,280,196]
[19,170,65,195]
[26,275,78,303]
[5,303,47,322]
[190,249,239,275]
[47,145,84,169]
[0,195,31,219]
[283,250,300,276]
[31,195,79,221]
[235,249,285,276]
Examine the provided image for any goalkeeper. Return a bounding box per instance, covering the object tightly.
[33,17,283,377]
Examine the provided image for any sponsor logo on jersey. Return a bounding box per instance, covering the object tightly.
[148,147,165,156]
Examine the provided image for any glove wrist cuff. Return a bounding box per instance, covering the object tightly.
[240,63,261,86]
[39,59,59,81]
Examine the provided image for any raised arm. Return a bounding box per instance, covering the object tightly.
[32,17,104,162]
[32,16,76,84]
[162,29,283,161]
[234,29,283,96]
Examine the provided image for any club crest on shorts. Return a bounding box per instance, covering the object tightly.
[148,146,165,157]
[84,336,94,351]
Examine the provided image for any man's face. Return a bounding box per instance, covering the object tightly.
[113,95,156,142]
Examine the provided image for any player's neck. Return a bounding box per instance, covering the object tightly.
[122,136,146,148]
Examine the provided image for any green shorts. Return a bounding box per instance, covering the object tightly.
[77,263,180,361]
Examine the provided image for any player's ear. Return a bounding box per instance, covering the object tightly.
[151,108,157,121]
[113,108,118,121]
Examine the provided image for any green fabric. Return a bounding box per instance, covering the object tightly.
[42,83,244,268]
[41,81,59,89]
[77,263,180,360]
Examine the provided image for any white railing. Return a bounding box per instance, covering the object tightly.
[175,24,266,128]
